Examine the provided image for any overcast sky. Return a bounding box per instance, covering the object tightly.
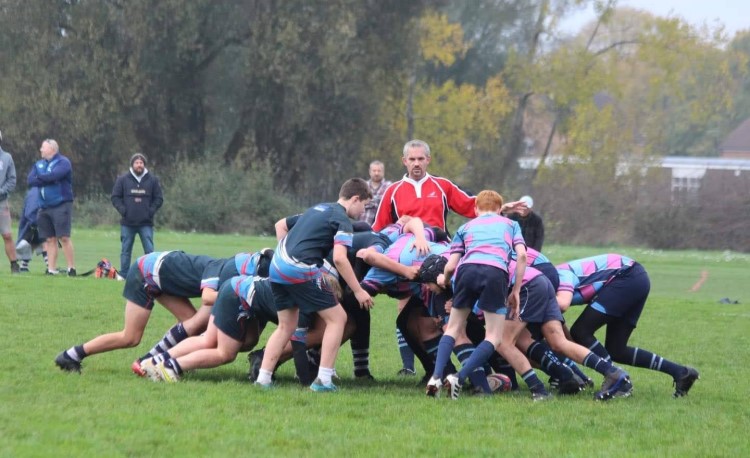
[562,0,750,38]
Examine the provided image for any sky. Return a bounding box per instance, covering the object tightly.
[562,0,750,38]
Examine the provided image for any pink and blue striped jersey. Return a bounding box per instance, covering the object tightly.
[507,260,544,287]
[556,254,635,304]
[511,246,550,267]
[361,237,449,296]
[451,214,525,275]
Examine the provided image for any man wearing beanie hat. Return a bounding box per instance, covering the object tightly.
[111,153,163,277]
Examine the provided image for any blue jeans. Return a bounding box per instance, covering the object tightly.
[120,225,154,277]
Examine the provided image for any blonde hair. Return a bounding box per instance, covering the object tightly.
[475,190,503,212]
[321,273,343,301]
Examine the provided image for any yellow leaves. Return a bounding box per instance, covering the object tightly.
[419,11,467,66]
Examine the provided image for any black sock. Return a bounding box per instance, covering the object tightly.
[291,328,313,385]
[65,345,87,362]
[165,357,183,375]
[521,369,546,393]
[629,347,684,379]
[527,341,574,381]
[588,340,611,361]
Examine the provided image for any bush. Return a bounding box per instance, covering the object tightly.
[160,158,300,235]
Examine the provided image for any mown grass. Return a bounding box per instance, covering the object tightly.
[1,228,749,456]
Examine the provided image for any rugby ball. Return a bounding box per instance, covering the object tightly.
[487,373,512,393]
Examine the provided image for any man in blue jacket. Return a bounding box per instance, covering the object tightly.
[111,153,164,277]
[27,139,76,276]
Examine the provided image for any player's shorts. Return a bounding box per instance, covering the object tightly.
[37,201,72,238]
[534,262,560,292]
[0,200,11,234]
[271,276,338,314]
[211,281,247,342]
[123,253,203,310]
[516,275,564,324]
[452,264,508,314]
[123,266,156,310]
[589,262,649,327]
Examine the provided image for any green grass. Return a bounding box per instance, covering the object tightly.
[2,228,749,456]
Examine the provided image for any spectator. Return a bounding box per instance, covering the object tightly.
[14,185,48,273]
[507,195,545,251]
[358,160,391,225]
[372,139,476,232]
[0,130,20,273]
[111,153,164,277]
[27,139,75,276]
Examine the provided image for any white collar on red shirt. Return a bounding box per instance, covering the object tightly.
[401,172,432,186]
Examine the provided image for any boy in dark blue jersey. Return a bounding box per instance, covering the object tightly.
[131,249,274,374]
[255,178,373,392]
[54,251,218,373]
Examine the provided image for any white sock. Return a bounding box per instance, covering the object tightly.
[317,367,335,385]
[256,369,273,385]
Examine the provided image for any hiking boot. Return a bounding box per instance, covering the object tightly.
[67,268,77,277]
[247,349,264,382]
[396,367,417,377]
[673,367,700,398]
[310,378,338,392]
[595,368,633,401]
[425,376,442,397]
[55,352,81,373]
[131,359,146,377]
[444,374,462,400]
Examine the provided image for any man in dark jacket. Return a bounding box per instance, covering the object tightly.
[111,153,164,277]
[27,139,76,276]
[507,195,545,252]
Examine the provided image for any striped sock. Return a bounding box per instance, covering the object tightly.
[582,352,613,375]
[396,328,414,371]
[629,347,683,378]
[65,345,87,362]
[589,340,611,361]
[352,348,370,377]
[522,369,546,392]
[140,323,188,361]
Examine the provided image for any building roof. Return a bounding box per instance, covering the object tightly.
[721,117,750,154]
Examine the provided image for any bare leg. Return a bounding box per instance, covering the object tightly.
[46,236,58,271]
[59,236,75,269]
[82,301,151,355]
[316,304,347,369]
[260,308,298,372]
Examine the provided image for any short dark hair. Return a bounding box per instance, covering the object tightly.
[339,177,372,200]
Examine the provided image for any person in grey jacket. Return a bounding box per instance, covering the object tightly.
[111,153,164,277]
[0,130,20,273]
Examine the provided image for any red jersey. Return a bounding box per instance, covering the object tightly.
[372,174,476,231]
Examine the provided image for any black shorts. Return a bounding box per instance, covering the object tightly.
[516,275,564,324]
[271,276,338,315]
[211,281,247,342]
[452,264,508,314]
[37,201,72,239]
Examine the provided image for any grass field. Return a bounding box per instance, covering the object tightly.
[2,227,749,456]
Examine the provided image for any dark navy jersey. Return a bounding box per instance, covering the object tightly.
[271,202,353,285]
